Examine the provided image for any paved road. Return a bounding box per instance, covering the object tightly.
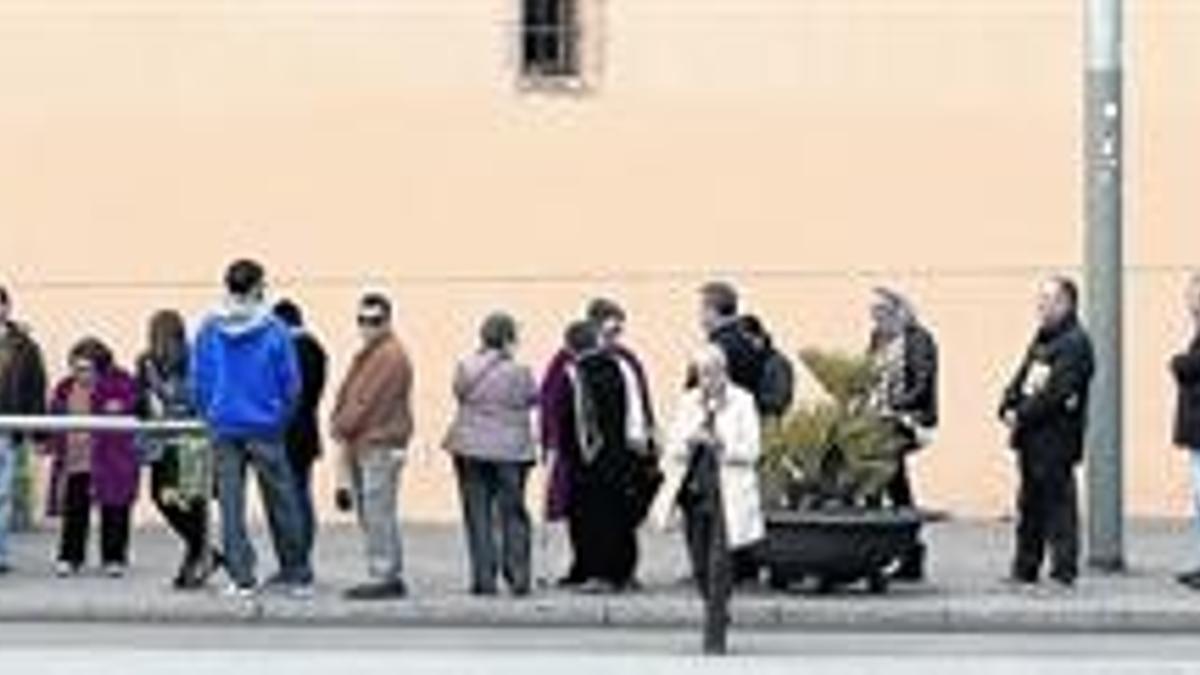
[4,624,1200,673]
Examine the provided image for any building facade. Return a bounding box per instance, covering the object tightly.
[2,0,1199,520]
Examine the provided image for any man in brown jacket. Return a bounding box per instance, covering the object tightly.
[331,292,414,600]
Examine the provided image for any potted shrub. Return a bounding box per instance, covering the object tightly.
[759,348,940,594]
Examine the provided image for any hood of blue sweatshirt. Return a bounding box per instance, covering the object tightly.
[191,298,301,441]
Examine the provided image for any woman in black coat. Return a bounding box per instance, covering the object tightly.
[273,300,328,564]
[555,321,641,593]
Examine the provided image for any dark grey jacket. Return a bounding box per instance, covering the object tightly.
[0,321,47,418]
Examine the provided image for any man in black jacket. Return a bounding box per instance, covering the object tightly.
[273,300,328,564]
[999,277,1095,588]
[1171,274,1200,589]
[698,282,767,408]
[0,286,47,574]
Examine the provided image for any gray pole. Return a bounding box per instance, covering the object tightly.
[1084,0,1125,572]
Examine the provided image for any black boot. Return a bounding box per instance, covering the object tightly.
[891,542,926,582]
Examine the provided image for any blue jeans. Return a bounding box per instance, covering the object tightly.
[215,438,311,588]
[0,434,13,565]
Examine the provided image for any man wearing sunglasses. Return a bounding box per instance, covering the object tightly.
[331,292,414,600]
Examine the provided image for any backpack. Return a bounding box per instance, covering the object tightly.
[757,347,795,418]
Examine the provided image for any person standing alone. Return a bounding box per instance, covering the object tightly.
[999,277,1095,589]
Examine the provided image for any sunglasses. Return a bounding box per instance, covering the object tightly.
[357,314,387,327]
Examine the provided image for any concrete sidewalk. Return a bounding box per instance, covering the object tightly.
[2,518,1199,632]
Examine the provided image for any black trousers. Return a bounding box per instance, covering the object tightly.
[287,453,317,562]
[879,452,928,575]
[886,455,916,508]
[1013,456,1080,582]
[150,459,208,564]
[566,480,638,586]
[58,473,131,567]
[453,457,532,594]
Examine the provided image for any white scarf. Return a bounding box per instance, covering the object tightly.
[615,354,651,452]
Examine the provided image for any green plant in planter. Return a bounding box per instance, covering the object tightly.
[761,348,905,510]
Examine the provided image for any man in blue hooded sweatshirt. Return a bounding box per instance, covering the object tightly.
[192,259,308,598]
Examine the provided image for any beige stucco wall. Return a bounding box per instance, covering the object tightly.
[1,0,1198,522]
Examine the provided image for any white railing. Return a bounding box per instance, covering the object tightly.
[0,416,205,434]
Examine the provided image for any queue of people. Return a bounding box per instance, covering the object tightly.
[4,264,1200,597]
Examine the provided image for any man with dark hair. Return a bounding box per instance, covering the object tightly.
[0,286,47,574]
[273,299,328,566]
[191,260,309,599]
[694,282,783,585]
[698,282,768,409]
[331,292,414,600]
[360,293,392,318]
[740,315,795,421]
[999,276,1095,589]
[224,259,266,298]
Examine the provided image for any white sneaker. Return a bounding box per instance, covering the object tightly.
[104,564,126,579]
[54,561,77,578]
[284,582,315,600]
[222,582,257,600]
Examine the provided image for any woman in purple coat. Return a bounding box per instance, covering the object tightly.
[45,337,140,578]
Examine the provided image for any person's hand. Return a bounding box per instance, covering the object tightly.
[160,487,183,508]
[1001,409,1017,428]
[335,487,355,513]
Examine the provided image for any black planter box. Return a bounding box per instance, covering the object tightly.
[762,507,945,594]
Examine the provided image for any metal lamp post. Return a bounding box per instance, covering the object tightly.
[1084,0,1125,572]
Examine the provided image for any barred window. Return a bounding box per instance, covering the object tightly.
[521,0,580,80]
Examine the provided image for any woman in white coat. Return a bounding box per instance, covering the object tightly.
[660,345,766,587]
